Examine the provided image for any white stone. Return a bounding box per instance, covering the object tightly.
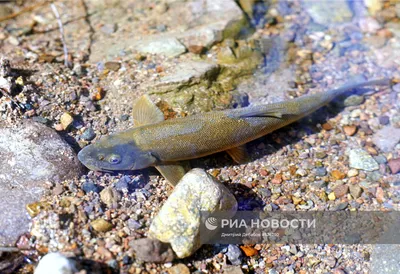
[34,253,77,274]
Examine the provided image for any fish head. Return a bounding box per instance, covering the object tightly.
[77,135,156,171]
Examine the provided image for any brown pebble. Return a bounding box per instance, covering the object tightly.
[188,45,205,54]
[322,122,333,130]
[91,218,113,232]
[333,185,349,198]
[156,65,163,73]
[271,173,282,184]
[130,238,175,263]
[240,245,258,256]
[168,263,190,274]
[376,187,384,203]
[388,158,400,174]
[349,184,363,199]
[104,61,121,71]
[343,125,357,136]
[259,169,269,176]
[331,170,345,180]
[92,87,105,101]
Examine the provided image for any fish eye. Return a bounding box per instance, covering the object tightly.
[108,154,121,164]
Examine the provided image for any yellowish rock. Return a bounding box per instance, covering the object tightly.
[347,169,359,177]
[328,192,336,201]
[60,112,74,130]
[292,196,302,205]
[148,168,237,258]
[91,218,113,232]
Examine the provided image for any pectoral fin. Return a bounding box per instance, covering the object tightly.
[155,163,188,186]
[132,94,164,126]
[226,145,249,164]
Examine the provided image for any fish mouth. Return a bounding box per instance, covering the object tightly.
[77,146,101,171]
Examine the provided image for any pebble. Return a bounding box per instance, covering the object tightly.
[104,61,121,71]
[34,252,77,274]
[240,246,258,256]
[347,169,359,177]
[148,169,237,258]
[100,187,121,208]
[81,127,96,141]
[348,149,379,171]
[226,245,242,265]
[333,185,349,198]
[379,115,390,125]
[328,192,336,201]
[168,263,190,274]
[343,95,364,107]
[82,181,101,193]
[315,167,327,176]
[331,170,345,180]
[343,125,357,136]
[315,151,327,159]
[376,187,384,203]
[91,218,113,232]
[130,238,175,263]
[388,158,400,174]
[372,126,400,152]
[349,184,363,199]
[60,112,74,130]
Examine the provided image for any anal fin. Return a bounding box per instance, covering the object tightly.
[226,145,249,164]
[155,163,188,186]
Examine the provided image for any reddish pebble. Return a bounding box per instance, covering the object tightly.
[188,45,205,54]
[240,245,258,256]
[271,173,282,184]
[259,169,269,176]
[333,185,349,198]
[343,125,357,136]
[388,158,400,174]
[322,122,333,130]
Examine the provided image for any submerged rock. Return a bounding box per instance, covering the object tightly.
[303,0,353,26]
[148,168,237,258]
[348,148,379,171]
[0,120,83,245]
[372,126,400,153]
[34,252,77,274]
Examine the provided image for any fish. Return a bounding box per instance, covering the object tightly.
[78,78,392,185]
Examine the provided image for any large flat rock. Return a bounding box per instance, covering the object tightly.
[0,120,83,245]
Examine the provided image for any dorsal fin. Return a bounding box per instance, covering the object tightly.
[226,145,249,164]
[132,95,164,126]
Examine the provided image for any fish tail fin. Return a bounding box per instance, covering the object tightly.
[328,77,392,99]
